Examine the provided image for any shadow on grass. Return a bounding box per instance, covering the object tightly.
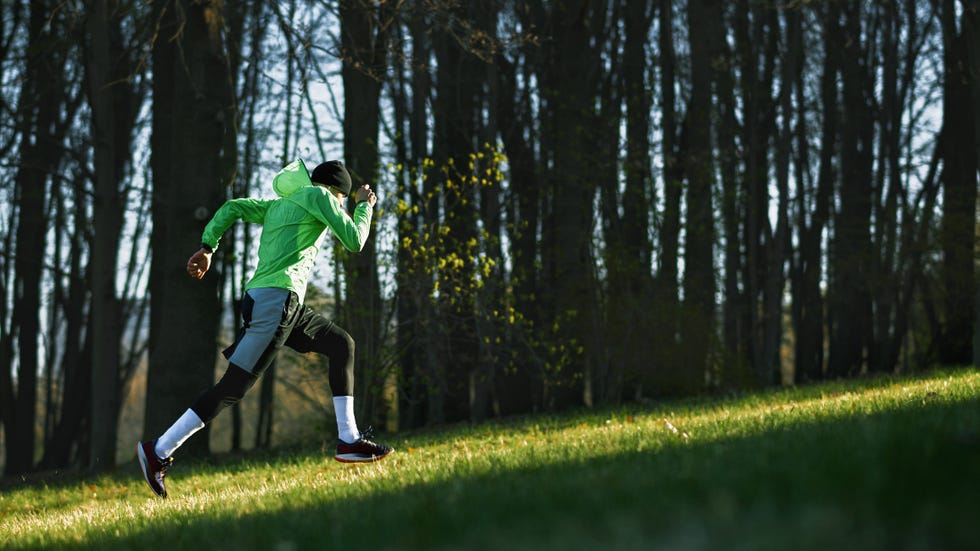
[0,442,313,495]
[27,392,980,551]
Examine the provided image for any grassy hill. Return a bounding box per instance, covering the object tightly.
[2,368,978,550]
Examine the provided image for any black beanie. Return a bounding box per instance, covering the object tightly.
[310,160,352,196]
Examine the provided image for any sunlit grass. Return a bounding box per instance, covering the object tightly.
[2,368,978,550]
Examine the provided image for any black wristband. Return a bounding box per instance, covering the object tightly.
[201,243,214,253]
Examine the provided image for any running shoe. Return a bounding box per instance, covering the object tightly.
[334,427,394,463]
[136,440,173,498]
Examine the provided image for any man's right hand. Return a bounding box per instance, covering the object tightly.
[186,248,212,279]
[354,184,377,207]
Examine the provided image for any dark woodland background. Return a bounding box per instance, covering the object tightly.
[0,0,977,475]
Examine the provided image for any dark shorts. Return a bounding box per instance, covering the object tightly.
[223,287,341,376]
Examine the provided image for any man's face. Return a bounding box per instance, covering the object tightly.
[329,187,347,202]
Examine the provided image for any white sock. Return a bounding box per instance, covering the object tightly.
[154,409,205,459]
[333,396,360,443]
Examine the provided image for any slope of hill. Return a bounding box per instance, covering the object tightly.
[2,368,978,550]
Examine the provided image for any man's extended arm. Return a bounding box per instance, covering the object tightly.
[200,198,272,252]
[188,198,272,279]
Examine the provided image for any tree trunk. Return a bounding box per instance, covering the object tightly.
[793,3,839,383]
[390,20,413,430]
[230,0,267,448]
[681,0,721,394]
[494,49,543,416]
[538,0,601,408]
[474,4,503,421]
[38,182,93,469]
[85,0,141,472]
[394,0,433,429]
[734,0,779,382]
[8,159,45,473]
[716,4,746,389]
[870,0,905,374]
[603,0,653,403]
[145,0,232,456]
[966,0,980,368]
[828,1,874,378]
[734,0,761,377]
[0,210,13,470]
[593,11,620,407]
[5,0,69,475]
[655,0,685,395]
[340,0,388,427]
[43,184,65,449]
[893,135,943,372]
[760,5,796,387]
[431,2,480,422]
[417,2,446,425]
[938,0,978,365]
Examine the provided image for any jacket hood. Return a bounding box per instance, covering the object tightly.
[272,159,312,197]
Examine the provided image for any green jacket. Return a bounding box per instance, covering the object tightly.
[201,185,373,303]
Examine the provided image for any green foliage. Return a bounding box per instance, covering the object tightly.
[385,143,581,406]
[390,145,505,303]
[2,368,978,549]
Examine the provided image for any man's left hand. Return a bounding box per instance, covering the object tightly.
[354,184,377,207]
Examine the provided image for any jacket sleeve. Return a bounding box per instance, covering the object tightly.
[298,189,373,252]
[200,198,272,252]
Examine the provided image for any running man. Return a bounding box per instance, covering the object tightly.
[137,160,393,498]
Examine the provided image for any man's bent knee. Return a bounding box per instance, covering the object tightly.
[191,363,258,423]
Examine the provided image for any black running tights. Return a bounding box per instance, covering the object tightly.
[190,363,258,424]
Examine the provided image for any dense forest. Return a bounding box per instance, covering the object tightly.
[0,0,977,475]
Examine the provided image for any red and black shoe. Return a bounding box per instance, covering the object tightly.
[334,427,394,463]
[136,440,173,498]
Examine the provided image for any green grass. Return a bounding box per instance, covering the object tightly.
[2,368,979,550]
